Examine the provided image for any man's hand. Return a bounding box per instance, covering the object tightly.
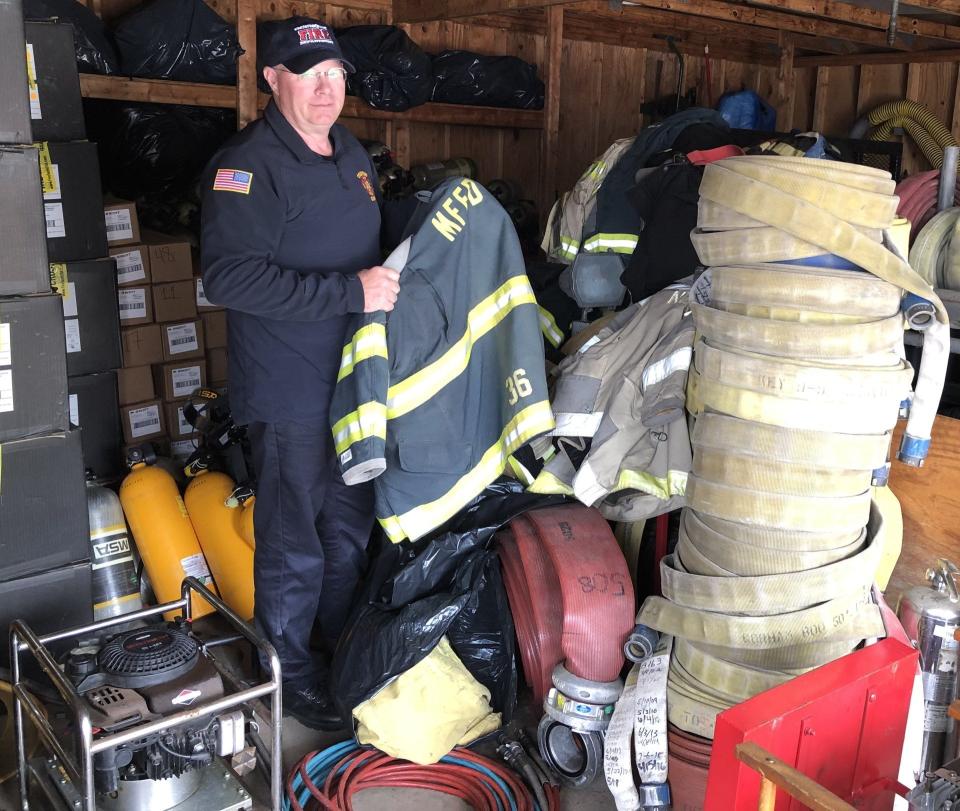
[358,265,400,312]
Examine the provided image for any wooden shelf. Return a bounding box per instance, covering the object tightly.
[79,74,544,129]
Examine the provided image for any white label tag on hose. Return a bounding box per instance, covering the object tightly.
[605,664,642,811]
[634,634,672,785]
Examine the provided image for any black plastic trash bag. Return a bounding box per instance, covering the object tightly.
[330,478,567,722]
[336,26,432,112]
[112,0,241,84]
[89,102,235,200]
[431,51,543,110]
[24,0,120,74]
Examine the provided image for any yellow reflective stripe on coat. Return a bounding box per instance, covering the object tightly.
[559,237,580,260]
[582,233,638,254]
[613,469,688,500]
[380,401,555,542]
[386,276,537,419]
[528,469,574,496]
[332,401,387,455]
[338,323,388,382]
[507,455,535,486]
[538,306,564,348]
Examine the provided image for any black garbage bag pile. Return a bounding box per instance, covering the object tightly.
[431,50,543,110]
[112,0,241,84]
[330,479,567,723]
[336,25,432,112]
[24,0,119,74]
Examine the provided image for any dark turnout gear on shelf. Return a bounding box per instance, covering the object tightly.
[330,177,555,544]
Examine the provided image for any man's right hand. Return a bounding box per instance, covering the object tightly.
[357,265,401,312]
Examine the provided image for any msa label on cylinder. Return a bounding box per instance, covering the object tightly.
[0,369,13,413]
[114,250,146,284]
[166,323,198,355]
[180,552,212,585]
[128,404,160,438]
[172,366,201,399]
[105,208,134,242]
[118,289,147,321]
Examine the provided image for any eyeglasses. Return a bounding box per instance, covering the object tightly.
[276,66,347,82]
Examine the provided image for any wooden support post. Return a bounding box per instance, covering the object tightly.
[775,33,795,132]
[236,0,258,130]
[540,5,562,223]
[812,66,830,132]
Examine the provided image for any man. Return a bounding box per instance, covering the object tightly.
[200,16,400,729]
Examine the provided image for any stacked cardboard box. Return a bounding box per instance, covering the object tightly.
[0,6,92,656]
[115,220,228,461]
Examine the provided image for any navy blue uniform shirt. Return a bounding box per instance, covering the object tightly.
[200,99,381,425]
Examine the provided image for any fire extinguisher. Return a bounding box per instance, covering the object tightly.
[86,473,142,622]
[119,446,217,620]
[184,470,255,621]
[898,558,960,773]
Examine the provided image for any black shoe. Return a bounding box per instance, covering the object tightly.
[282,683,345,731]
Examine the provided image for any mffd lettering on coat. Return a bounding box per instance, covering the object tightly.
[431,179,484,242]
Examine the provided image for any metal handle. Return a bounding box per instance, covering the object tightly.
[928,559,960,602]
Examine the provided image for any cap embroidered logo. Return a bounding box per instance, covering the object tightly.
[295,24,333,44]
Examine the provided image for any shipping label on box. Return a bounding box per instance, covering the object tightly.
[126,402,162,440]
[118,287,151,325]
[105,207,134,243]
[0,323,10,365]
[195,277,222,311]
[112,248,149,286]
[64,318,81,354]
[170,439,196,461]
[0,368,12,413]
[164,321,202,358]
[171,364,203,399]
[68,392,78,426]
[44,201,65,239]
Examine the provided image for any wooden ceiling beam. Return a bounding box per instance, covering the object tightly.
[744,0,960,44]
[395,0,567,23]
[894,0,960,15]
[571,0,938,50]
[794,46,960,66]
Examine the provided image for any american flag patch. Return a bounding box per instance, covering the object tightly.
[213,168,253,194]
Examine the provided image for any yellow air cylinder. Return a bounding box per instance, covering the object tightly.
[184,471,255,621]
[119,460,217,619]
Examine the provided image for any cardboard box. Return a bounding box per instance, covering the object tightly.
[42,141,108,262]
[110,245,151,286]
[68,371,123,478]
[0,0,31,145]
[0,146,50,296]
[117,365,155,406]
[52,259,122,377]
[0,430,88,582]
[169,438,196,461]
[201,310,227,349]
[161,319,204,362]
[0,294,68,442]
[153,280,198,323]
[195,276,222,311]
[0,562,92,671]
[143,231,193,282]
[117,285,153,327]
[24,22,85,142]
[154,360,206,402]
[166,400,200,440]
[121,323,163,367]
[207,347,229,385]
[104,199,140,247]
[120,399,165,444]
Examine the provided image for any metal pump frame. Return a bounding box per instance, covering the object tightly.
[10,577,283,811]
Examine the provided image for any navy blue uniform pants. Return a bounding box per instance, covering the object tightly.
[248,419,374,688]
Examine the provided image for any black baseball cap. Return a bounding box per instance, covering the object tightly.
[257,17,355,91]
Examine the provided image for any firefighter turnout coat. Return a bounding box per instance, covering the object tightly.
[330,177,555,543]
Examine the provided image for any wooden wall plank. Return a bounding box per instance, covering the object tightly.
[820,64,858,137]
[856,64,907,116]
[791,66,816,131]
[775,35,796,131]
[556,37,601,198]
[596,44,646,149]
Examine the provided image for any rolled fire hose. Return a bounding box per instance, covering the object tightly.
[636,155,947,741]
[910,207,960,290]
[897,171,960,234]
